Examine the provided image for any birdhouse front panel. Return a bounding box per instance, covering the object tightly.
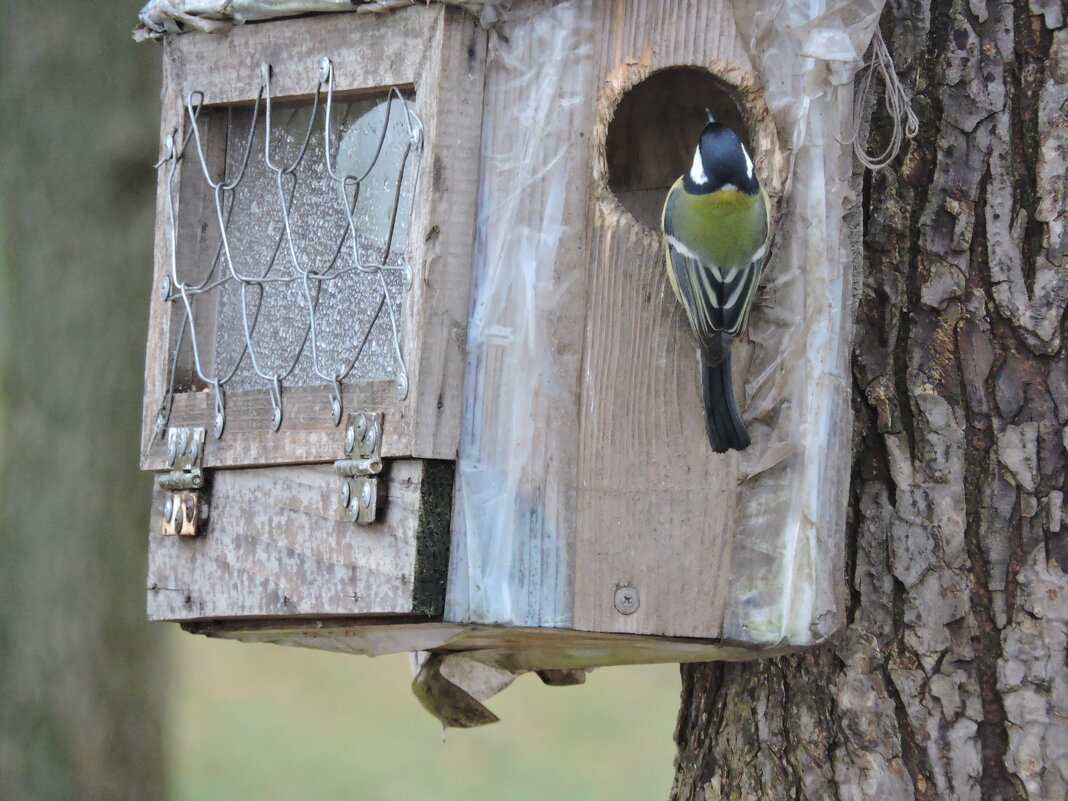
[143,5,486,622]
[443,0,852,649]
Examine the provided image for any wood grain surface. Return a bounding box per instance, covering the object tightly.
[147,460,450,620]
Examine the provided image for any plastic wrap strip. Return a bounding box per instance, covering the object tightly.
[445,1,593,629]
[728,0,886,644]
[135,0,511,39]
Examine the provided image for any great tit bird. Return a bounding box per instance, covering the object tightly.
[661,119,769,453]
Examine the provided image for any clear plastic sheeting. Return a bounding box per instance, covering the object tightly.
[727,0,886,645]
[135,0,511,39]
[446,0,889,648]
[445,1,593,629]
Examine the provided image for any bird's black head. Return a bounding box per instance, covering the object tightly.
[684,122,759,196]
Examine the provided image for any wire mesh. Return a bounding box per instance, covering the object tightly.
[155,58,423,440]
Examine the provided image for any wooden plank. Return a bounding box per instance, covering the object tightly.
[147,459,452,620]
[445,0,601,628]
[166,8,436,105]
[141,50,186,465]
[143,380,405,469]
[572,0,820,640]
[183,619,800,671]
[404,6,487,461]
[572,2,771,639]
[141,6,485,470]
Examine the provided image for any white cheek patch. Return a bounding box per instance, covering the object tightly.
[741,144,754,181]
[689,146,708,185]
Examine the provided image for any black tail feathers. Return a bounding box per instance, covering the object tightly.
[700,348,750,453]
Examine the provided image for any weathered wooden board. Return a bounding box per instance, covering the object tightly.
[444,0,597,630]
[141,5,486,470]
[447,0,840,645]
[574,3,762,638]
[183,618,799,672]
[147,459,453,620]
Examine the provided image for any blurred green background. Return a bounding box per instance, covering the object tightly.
[0,1,682,799]
[170,634,679,801]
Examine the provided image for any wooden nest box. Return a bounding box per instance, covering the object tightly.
[142,0,877,718]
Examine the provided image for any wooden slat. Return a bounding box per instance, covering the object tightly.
[166,9,435,105]
[143,380,401,468]
[184,619,800,671]
[141,51,186,465]
[444,0,601,628]
[141,6,485,470]
[147,459,451,620]
[573,2,777,639]
[401,6,487,462]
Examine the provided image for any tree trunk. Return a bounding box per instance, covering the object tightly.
[0,2,166,800]
[672,0,1067,799]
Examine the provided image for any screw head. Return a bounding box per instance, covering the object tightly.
[213,410,225,438]
[614,585,639,615]
[339,482,351,508]
[159,275,171,302]
[360,481,373,508]
[271,405,282,431]
[163,497,174,521]
[344,424,356,454]
[396,373,409,400]
[166,436,177,466]
[330,396,342,425]
[363,425,377,456]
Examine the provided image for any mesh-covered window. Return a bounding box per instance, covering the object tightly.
[157,63,421,438]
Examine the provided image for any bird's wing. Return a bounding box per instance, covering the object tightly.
[664,234,764,341]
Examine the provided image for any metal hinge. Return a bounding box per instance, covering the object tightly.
[158,426,208,537]
[335,411,383,525]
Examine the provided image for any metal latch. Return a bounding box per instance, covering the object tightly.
[158,426,207,537]
[335,411,383,525]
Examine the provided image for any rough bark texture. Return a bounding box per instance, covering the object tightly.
[672,0,1067,799]
[0,2,166,799]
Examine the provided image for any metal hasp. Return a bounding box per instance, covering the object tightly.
[336,411,383,525]
[158,426,207,537]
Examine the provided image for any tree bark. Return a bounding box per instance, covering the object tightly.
[0,2,166,800]
[672,0,1067,799]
